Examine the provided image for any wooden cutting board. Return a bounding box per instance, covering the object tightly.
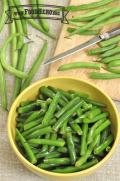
[49,0,120,101]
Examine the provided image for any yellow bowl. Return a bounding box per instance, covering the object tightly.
[8,77,120,181]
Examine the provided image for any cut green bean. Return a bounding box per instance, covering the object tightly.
[53,102,82,132]
[22,41,47,90]
[41,133,50,152]
[44,157,70,165]
[42,92,61,125]
[100,127,110,144]
[25,109,45,123]
[52,158,98,173]
[70,123,82,135]
[94,135,113,155]
[94,120,111,137]
[45,152,61,159]
[23,117,43,130]
[28,138,65,147]
[16,129,37,164]
[58,62,101,71]
[49,133,57,152]
[89,72,120,79]
[80,124,88,156]
[83,112,109,123]
[86,108,101,120]
[17,103,40,114]
[57,147,68,153]
[66,132,76,164]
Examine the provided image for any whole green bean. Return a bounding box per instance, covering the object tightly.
[108,60,120,68]
[0,63,7,110]
[49,133,57,152]
[80,124,88,156]
[42,92,61,125]
[100,35,120,47]
[66,132,76,164]
[94,135,113,155]
[53,102,82,132]
[13,43,28,100]
[67,28,99,35]
[28,138,65,147]
[89,72,120,79]
[88,44,116,55]
[76,134,100,167]
[67,7,120,37]
[55,97,81,118]
[101,54,120,64]
[0,0,8,33]
[22,41,47,90]
[58,62,101,71]
[106,67,120,74]
[26,126,52,139]
[69,15,99,22]
[16,129,37,164]
[52,158,98,173]
[64,0,115,11]
[70,123,82,135]
[83,112,109,123]
[100,47,120,58]
[0,34,27,78]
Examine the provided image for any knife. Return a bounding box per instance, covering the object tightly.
[44,27,120,65]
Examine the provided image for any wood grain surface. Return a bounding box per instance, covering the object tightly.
[49,0,120,101]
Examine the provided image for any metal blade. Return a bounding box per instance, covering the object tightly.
[44,36,102,65]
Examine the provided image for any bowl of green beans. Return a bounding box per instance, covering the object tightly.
[7,76,120,180]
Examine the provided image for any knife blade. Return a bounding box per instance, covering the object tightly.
[44,26,120,65]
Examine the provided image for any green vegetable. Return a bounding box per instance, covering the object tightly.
[67,28,99,35]
[100,35,120,47]
[100,47,120,58]
[101,54,120,64]
[89,72,120,79]
[58,62,101,71]
[49,133,57,152]
[83,112,109,123]
[0,0,8,33]
[80,124,88,156]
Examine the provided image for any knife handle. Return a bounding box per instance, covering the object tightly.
[100,27,120,40]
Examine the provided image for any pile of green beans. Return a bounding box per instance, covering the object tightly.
[16,86,114,173]
[66,0,119,37]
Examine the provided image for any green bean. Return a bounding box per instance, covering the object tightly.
[41,133,51,152]
[16,129,37,164]
[57,147,68,153]
[28,19,55,39]
[69,90,89,98]
[0,63,7,110]
[58,62,101,71]
[42,92,61,125]
[100,127,109,144]
[0,0,8,33]
[86,108,101,120]
[23,117,43,130]
[20,101,33,107]
[100,47,120,58]
[108,60,120,68]
[53,102,82,132]
[80,124,88,156]
[26,126,52,139]
[70,123,82,135]
[22,119,56,137]
[45,152,61,159]
[21,20,27,35]
[60,121,67,134]
[66,132,76,164]
[83,98,105,107]
[49,133,57,152]
[39,86,67,107]
[106,67,120,74]
[88,44,117,55]
[100,35,120,47]
[30,147,39,154]
[89,72,120,79]
[44,158,70,165]
[57,88,71,100]
[18,111,35,119]
[12,43,28,100]
[48,86,68,103]
[28,138,65,147]
[37,0,50,32]
[106,146,111,152]
[76,134,100,167]
[84,112,109,124]
[67,7,120,37]
[101,54,120,64]
[94,120,111,137]
[69,15,99,22]
[10,20,18,68]
[0,33,27,78]
[21,41,47,90]
[36,151,60,159]
[64,0,115,11]
[67,27,99,35]
[55,97,81,118]
[52,158,98,173]
[25,109,45,123]
[17,103,40,114]
[94,135,113,155]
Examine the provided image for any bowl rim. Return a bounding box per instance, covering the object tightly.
[7,76,120,177]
